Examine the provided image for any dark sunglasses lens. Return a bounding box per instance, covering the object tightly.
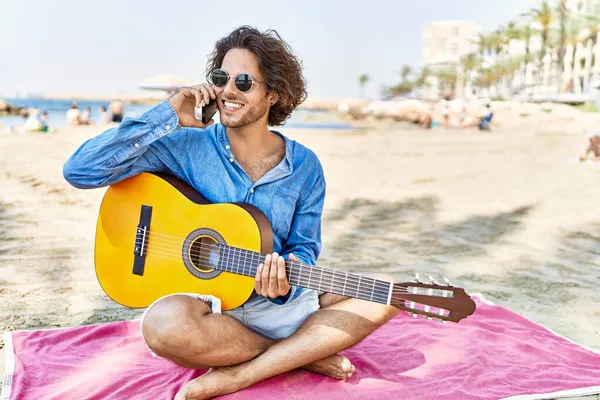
[235,74,253,92]
[211,70,228,87]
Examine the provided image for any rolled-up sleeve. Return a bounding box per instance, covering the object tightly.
[63,101,181,189]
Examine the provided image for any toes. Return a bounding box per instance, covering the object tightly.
[340,356,352,371]
[348,364,355,377]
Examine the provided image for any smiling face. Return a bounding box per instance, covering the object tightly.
[214,48,274,129]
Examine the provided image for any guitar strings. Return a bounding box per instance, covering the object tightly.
[134,231,441,299]
[138,233,399,296]
[139,241,396,300]
[141,249,433,309]
[136,232,450,299]
[138,244,452,316]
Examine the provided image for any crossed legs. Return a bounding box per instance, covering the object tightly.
[142,274,398,400]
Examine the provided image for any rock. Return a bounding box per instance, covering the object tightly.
[0,99,23,116]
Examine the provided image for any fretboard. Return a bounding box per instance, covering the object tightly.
[217,245,391,304]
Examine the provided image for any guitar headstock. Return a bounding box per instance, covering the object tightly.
[391,274,476,323]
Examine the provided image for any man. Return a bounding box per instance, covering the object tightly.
[579,132,600,161]
[63,26,397,400]
[109,98,125,122]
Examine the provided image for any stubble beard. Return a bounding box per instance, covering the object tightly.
[220,97,270,128]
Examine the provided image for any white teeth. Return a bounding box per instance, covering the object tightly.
[224,101,243,109]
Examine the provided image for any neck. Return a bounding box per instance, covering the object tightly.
[226,117,273,153]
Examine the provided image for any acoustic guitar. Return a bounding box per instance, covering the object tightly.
[94,172,476,323]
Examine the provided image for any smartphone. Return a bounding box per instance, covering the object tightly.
[194,99,218,125]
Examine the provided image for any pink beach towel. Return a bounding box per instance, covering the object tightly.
[2,295,600,400]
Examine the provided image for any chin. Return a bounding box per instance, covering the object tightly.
[220,116,244,128]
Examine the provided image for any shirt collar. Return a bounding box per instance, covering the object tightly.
[216,124,293,176]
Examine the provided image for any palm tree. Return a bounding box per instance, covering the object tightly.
[358,74,369,98]
[558,0,568,71]
[475,33,491,58]
[400,65,412,81]
[488,30,505,57]
[435,69,458,94]
[581,14,600,44]
[414,67,430,89]
[523,1,553,57]
[504,20,521,42]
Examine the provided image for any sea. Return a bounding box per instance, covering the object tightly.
[0,98,354,130]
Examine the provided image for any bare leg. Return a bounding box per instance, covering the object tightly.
[174,274,399,400]
[142,294,351,375]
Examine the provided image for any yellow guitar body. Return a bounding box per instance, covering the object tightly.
[94,172,272,310]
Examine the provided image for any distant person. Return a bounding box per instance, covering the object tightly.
[80,106,95,125]
[23,109,49,132]
[109,99,124,122]
[66,102,81,126]
[579,132,600,162]
[19,107,29,119]
[478,103,494,131]
[100,106,111,124]
[436,94,452,128]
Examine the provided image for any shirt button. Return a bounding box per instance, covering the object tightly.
[225,145,231,150]
[134,142,140,148]
[250,188,254,193]
[165,125,171,130]
[229,157,234,162]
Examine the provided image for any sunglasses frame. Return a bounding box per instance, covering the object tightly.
[209,68,265,93]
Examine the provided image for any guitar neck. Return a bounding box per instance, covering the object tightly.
[217,246,392,305]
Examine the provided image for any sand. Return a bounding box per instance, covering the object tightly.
[1,112,600,398]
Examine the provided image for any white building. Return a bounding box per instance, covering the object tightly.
[420,21,480,99]
[421,21,479,68]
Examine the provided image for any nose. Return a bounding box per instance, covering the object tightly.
[223,75,239,97]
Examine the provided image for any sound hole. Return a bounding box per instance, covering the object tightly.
[189,236,220,272]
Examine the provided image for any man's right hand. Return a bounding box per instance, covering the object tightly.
[167,84,217,128]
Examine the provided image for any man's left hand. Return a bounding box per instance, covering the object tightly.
[255,252,298,298]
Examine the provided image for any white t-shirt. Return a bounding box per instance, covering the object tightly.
[66,109,81,125]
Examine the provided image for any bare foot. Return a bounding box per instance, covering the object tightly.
[302,353,355,380]
[174,366,248,400]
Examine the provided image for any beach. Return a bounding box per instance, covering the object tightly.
[1,110,600,393]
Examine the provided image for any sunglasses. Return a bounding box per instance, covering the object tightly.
[209,69,264,92]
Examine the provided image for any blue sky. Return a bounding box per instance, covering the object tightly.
[1,0,541,99]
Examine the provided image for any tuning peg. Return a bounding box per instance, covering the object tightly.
[414,273,422,283]
[437,318,447,324]
[443,277,452,286]
[426,316,433,321]
[412,313,418,318]
[429,275,439,284]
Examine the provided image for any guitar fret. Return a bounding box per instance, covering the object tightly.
[356,275,361,299]
[317,267,323,293]
[226,247,231,272]
[307,264,312,289]
[220,246,225,271]
[331,270,335,294]
[289,261,295,286]
[252,252,258,277]
[232,247,237,274]
[370,279,375,302]
[342,272,348,296]
[242,248,246,277]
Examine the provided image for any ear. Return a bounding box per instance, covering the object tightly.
[269,92,279,106]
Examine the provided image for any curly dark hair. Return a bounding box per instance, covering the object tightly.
[206,26,307,126]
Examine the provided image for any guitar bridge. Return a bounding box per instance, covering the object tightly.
[133,205,153,276]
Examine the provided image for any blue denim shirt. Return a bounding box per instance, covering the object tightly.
[63,100,326,304]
